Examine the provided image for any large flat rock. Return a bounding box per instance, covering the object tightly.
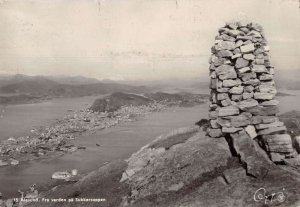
[122,128,300,207]
[230,130,273,178]
[215,65,237,80]
[218,105,240,117]
[121,128,232,203]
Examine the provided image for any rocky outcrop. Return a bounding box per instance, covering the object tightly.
[23,126,300,207]
[207,22,298,166]
[118,127,300,207]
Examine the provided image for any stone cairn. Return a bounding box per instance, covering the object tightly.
[207,21,297,165]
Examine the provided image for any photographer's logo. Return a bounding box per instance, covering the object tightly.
[253,187,286,205]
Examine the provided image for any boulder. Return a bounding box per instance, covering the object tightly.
[254,92,275,100]
[262,134,292,145]
[238,99,258,110]
[257,126,287,135]
[235,58,249,69]
[217,88,229,93]
[229,86,244,94]
[260,80,275,86]
[270,152,285,162]
[221,99,232,107]
[222,79,241,87]
[266,144,294,153]
[210,119,221,129]
[229,113,252,127]
[208,110,218,119]
[243,54,255,60]
[242,92,254,99]
[217,93,229,101]
[233,48,241,54]
[211,91,217,103]
[243,105,279,116]
[248,30,262,38]
[227,29,243,37]
[214,39,222,44]
[217,50,233,57]
[213,58,228,66]
[217,34,236,42]
[222,127,243,133]
[238,67,251,74]
[216,118,231,127]
[209,63,217,70]
[245,125,257,139]
[231,130,272,178]
[240,43,255,53]
[251,116,279,124]
[218,106,240,117]
[235,40,244,48]
[217,80,223,88]
[254,58,265,65]
[231,94,242,101]
[243,79,260,86]
[256,121,284,130]
[210,71,217,78]
[244,85,254,92]
[210,58,216,66]
[239,72,256,81]
[209,104,218,110]
[254,48,264,55]
[261,100,279,106]
[215,41,236,51]
[259,74,274,81]
[237,35,253,41]
[210,79,217,89]
[215,65,237,80]
[252,65,268,73]
[231,53,242,59]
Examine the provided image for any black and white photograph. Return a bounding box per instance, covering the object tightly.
[0,0,299,206]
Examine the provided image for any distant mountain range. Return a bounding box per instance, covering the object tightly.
[0,74,208,96]
[0,69,299,105]
[0,74,100,87]
[0,74,149,104]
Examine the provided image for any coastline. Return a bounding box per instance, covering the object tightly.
[0,103,168,168]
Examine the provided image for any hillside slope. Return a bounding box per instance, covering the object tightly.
[0,75,149,104]
[25,126,300,207]
[90,92,208,113]
[89,92,152,112]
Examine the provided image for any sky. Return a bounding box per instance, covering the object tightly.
[0,0,299,81]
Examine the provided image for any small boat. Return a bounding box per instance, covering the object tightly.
[51,171,72,180]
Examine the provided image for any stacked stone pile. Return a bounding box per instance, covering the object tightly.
[207,21,298,162]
